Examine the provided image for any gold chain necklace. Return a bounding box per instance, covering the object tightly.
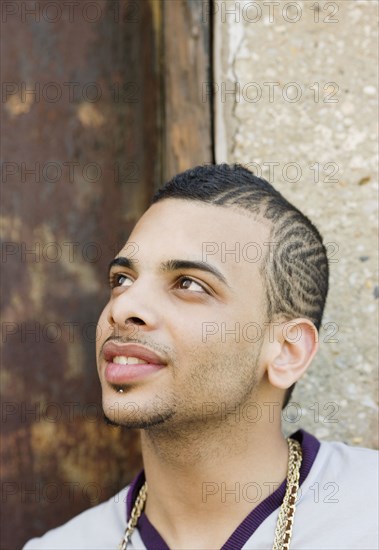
[119,438,302,550]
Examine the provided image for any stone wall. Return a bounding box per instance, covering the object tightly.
[213,0,378,447]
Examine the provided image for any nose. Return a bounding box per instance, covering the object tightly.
[107,278,159,333]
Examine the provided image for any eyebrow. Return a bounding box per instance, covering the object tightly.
[108,257,230,287]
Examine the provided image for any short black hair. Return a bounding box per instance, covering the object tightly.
[152,164,329,407]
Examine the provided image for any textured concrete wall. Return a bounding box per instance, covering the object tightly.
[213,0,378,447]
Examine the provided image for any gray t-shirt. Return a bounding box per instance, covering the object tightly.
[23,430,379,549]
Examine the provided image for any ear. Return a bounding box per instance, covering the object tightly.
[267,319,318,390]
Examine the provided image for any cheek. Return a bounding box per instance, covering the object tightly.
[170,314,210,351]
[96,305,111,353]
[180,307,256,349]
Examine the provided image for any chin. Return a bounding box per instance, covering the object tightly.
[102,391,176,429]
[103,409,175,429]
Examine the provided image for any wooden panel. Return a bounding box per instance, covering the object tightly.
[162,0,213,182]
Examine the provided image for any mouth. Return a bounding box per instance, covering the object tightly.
[102,342,167,385]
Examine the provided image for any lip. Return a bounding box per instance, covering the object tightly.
[102,341,167,384]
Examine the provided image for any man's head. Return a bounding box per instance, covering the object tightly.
[96,164,328,430]
[152,164,329,406]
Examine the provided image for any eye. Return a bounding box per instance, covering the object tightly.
[109,273,133,289]
[176,276,206,293]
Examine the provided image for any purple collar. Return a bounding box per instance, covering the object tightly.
[126,429,320,550]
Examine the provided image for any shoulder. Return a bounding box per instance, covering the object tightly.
[317,438,378,482]
[306,436,378,507]
[23,486,129,550]
[291,437,379,549]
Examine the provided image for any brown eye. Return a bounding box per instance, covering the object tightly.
[110,273,133,289]
[177,277,206,293]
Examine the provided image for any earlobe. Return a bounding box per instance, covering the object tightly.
[267,319,318,390]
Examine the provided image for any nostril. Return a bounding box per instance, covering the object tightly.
[126,317,145,326]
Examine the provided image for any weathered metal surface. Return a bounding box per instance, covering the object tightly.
[2,0,212,546]
[1,1,162,546]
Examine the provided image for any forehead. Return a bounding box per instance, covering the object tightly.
[127,199,271,259]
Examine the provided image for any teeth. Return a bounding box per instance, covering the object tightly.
[113,356,148,365]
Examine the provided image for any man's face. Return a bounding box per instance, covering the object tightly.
[96,199,273,429]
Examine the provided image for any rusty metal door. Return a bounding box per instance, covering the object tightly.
[1,0,212,547]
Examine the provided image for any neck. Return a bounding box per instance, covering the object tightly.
[140,417,288,549]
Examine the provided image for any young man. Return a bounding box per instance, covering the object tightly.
[24,164,378,549]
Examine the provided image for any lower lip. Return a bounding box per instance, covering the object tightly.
[104,362,165,384]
